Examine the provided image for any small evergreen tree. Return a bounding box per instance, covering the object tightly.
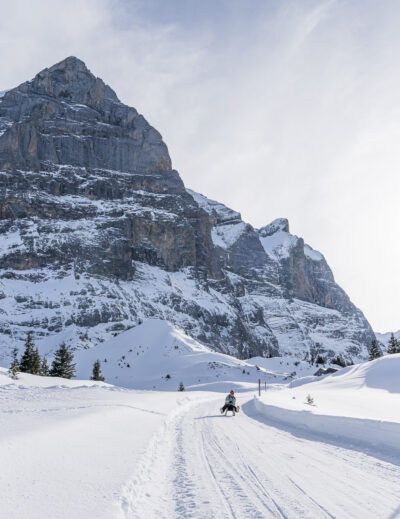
[40,357,49,376]
[31,348,42,375]
[49,343,76,379]
[91,360,105,382]
[19,332,36,373]
[178,381,185,391]
[331,356,346,368]
[315,355,326,365]
[387,333,399,354]
[8,347,19,380]
[306,394,314,405]
[369,339,383,361]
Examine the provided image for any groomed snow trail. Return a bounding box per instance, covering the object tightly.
[122,395,400,519]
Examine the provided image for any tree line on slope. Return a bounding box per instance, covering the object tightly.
[369,333,400,360]
[8,332,399,383]
[8,332,105,382]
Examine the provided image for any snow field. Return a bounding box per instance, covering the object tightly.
[2,331,400,518]
[0,372,216,519]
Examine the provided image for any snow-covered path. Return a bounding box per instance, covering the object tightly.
[124,395,400,519]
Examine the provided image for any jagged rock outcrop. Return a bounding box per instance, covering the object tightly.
[0,57,171,174]
[0,58,375,363]
[190,191,375,360]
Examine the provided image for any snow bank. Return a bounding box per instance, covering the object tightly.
[252,355,400,453]
[252,397,400,453]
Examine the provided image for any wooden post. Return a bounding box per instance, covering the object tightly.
[258,378,261,397]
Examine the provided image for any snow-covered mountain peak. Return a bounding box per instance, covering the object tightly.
[259,228,297,260]
[259,218,289,237]
[186,189,242,224]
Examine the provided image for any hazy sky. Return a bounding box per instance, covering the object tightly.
[0,0,399,332]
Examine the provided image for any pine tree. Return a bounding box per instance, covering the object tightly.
[19,332,36,373]
[387,333,399,354]
[178,381,185,391]
[369,339,383,361]
[40,357,49,376]
[8,347,19,380]
[49,343,76,379]
[31,348,42,375]
[90,360,105,382]
[331,356,346,368]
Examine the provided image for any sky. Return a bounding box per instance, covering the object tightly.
[0,0,399,332]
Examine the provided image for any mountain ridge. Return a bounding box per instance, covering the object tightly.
[0,57,375,364]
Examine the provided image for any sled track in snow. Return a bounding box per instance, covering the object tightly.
[121,395,400,519]
[200,425,287,518]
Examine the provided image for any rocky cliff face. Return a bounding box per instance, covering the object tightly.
[0,57,375,363]
[0,57,217,279]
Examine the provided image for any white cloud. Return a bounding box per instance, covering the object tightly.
[0,0,399,332]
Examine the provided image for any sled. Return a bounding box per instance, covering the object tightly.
[220,405,240,416]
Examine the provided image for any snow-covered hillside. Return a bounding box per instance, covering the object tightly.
[73,319,284,390]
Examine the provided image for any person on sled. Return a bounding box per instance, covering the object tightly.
[220,389,239,415]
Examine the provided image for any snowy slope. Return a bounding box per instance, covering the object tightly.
[246,355,319,378]
[73,319,282,391]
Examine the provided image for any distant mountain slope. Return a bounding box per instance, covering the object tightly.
[0,57,374,366]
[72,319,281,390]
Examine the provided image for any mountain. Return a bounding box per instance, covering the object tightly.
[0,57,374,365]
